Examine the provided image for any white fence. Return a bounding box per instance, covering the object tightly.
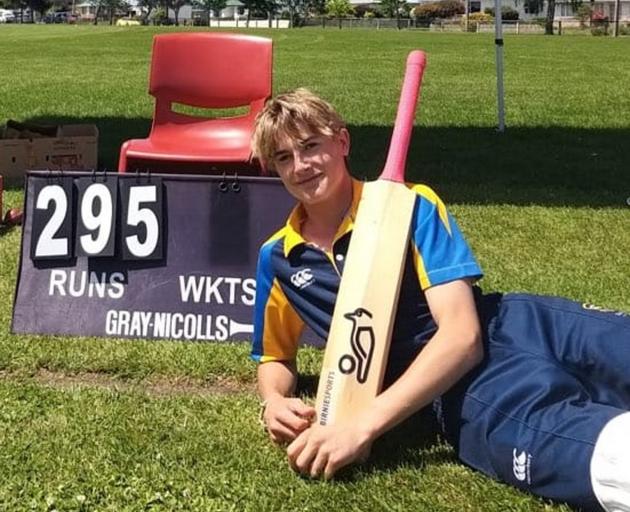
[206,18,290,28]
[301,17,629,34]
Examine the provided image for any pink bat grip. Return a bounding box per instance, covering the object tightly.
[379,51,427,183]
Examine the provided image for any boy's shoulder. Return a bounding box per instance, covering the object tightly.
[257,226,290,275]
[405,182,444,206]
[259,226,288,255]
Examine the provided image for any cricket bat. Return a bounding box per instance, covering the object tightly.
[315,51,427,426]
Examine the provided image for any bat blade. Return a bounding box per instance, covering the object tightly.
[315,51,427,426]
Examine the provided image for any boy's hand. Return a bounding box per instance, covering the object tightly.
[286,423,372,479]
[262,396,316,445]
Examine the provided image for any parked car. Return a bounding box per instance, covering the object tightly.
[0,9,16,22]
[42,11,77,23]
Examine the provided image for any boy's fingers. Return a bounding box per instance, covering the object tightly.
[268,422,298,445]
[278,408,310,432]
[310,451,328,479]
[288,399,316,420]
[294,439,318,474]
[324,459,339,480]
[300,406,317,420]
[286,431,308,469]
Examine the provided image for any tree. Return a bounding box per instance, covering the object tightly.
[137,0,158,22]
[109,0,128,23]
[380,0,407,27]
[89,0,106,24]
[194,0,226,24]
[239,0,268,26]
[167,0,186,24]
[2,0,37,22]
[240,0,256,25]
[484,5,519,19]
[9,0,25,21]
[306,0,324,14]
[575,3,591,27]
[263,0,278,26]
[325,0,352,28]
[544,0,555,33]
[412,0,463,24]
[379,0,405,17]
[280,0,301,26]
[278,0,323,25]
[30,0,52,21]
[88,0,125,24]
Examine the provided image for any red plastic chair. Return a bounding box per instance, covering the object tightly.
[118,33,272,174]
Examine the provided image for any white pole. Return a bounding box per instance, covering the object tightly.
[494,0,506,131]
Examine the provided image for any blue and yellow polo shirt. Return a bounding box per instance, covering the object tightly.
[251,179,483,370]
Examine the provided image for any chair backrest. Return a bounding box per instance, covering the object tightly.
[149,33,272,111]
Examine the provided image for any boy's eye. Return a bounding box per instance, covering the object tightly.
[275,153,291,164]
[303,141,319,151]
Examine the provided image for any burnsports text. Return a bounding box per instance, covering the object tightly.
[105,310,234,341]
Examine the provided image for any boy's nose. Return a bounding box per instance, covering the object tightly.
[293,150,310,172]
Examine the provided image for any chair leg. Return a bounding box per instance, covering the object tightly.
[118,143,129,173]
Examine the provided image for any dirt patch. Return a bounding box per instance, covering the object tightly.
[0,369,255,398]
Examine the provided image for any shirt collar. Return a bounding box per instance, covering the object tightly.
[283,178,364,258]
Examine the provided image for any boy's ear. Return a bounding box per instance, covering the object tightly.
[339,128,351,157]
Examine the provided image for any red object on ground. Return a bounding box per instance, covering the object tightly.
[4,208,22,226]
[118,33,273,174]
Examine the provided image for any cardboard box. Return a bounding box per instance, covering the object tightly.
[0,122,98,180]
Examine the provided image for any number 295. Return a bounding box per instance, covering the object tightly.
[30,176,163,261]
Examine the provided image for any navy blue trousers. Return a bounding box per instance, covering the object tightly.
[439,293,630,511]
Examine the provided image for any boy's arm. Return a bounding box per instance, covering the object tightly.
[287,278,482,478]
[259,360,316,445]
[357,278,482,437]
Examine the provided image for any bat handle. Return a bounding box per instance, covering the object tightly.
[380,50,427,184]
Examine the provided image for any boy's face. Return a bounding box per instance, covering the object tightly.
[271,127,351,207]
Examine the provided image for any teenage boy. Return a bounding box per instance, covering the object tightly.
[250,88,630,512]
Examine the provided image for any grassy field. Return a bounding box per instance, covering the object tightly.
[0,25,629,511]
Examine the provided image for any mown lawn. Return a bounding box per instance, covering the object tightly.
[0,25,629,511]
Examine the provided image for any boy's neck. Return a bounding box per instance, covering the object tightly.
[301,177,353,251]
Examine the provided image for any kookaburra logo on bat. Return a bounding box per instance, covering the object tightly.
[338,307,375,384]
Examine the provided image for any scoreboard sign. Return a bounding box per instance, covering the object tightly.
[12,171,312,344]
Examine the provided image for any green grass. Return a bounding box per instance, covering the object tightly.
[0,380,566,511]
[0,25,629,511]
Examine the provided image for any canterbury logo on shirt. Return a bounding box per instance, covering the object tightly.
[291,268,314,289]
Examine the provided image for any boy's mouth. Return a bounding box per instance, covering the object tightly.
[296,174,322,186]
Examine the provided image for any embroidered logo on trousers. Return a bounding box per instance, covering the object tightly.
[582,303,628,318]
[512,449,532,484]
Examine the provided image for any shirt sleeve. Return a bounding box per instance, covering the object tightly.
[251,240,304,363]
[409,184,483,290]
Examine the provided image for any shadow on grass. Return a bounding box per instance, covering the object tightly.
[296,372,455,480]
[351,125,630,209]
[12,115,630,208]
[354,407,455,479]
